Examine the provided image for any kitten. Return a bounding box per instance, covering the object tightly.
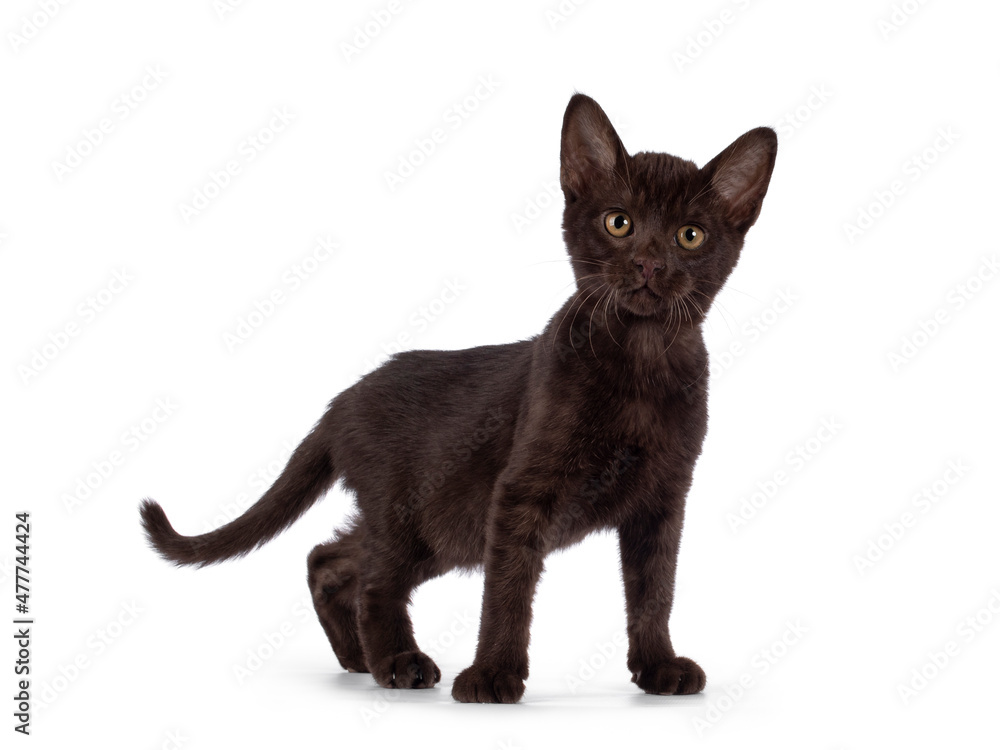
[140,93,777,703]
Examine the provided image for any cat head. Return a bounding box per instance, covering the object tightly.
[559,94,777,323]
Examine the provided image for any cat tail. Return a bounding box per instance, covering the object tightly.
[139,425,336,567]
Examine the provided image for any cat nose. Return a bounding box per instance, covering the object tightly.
[633,255,663,281]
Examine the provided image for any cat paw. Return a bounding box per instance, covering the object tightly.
[631,656,706,695]
[336,655,370,674]
[452,664,525,703]
[372,651,441,689]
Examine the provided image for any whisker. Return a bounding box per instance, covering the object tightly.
[688,291,736,338]
[687,296,708,323]
[550,287,587,347]
[685,279,762,304]
[526,259,576,267]
[658,299,683,360]
[553,272,611,296]
[561,272,610,287]
[680,356,711,392]
[567,282,607,360]
[603,288,622,350]
[588,284,613,360]
[684,285,753,337]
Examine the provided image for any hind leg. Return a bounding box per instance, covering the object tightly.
[357,540,442,689]
[307,526,368,673]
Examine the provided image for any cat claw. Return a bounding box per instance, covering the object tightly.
[452,664,525,703]
[374,651,440,689]
[632,656,705,695]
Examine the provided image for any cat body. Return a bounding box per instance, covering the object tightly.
[141,94,777,703]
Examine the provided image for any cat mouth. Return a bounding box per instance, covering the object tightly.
[631,285,659,298]
[619,283,663,316]
[629,282,664,303]
[626,277,661,296]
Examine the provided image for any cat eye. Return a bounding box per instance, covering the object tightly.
[676,224,706,250]
[604,212,633,238]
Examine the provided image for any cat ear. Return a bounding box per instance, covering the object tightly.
[702,127,777,231]
[560,94,629,200]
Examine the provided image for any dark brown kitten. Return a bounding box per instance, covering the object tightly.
[140,94,777,703]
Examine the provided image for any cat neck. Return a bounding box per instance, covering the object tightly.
[545,295,708,391]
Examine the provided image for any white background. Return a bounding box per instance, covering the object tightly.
[2,0,999,747]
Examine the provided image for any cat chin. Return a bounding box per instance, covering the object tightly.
[619,287,664,318]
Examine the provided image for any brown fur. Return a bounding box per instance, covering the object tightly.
[140,93,777,702]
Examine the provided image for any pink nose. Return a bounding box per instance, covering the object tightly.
[634,256,663,281]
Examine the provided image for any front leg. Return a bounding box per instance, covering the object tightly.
[452,482,550,703]
[618,508,706,695]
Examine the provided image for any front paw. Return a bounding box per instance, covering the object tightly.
[632,656,705,695]
[452,663,525,703]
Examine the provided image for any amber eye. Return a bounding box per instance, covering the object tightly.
[676,224,706,250]
[604,212,633,238]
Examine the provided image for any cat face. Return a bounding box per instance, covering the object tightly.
[559,95,777,323]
